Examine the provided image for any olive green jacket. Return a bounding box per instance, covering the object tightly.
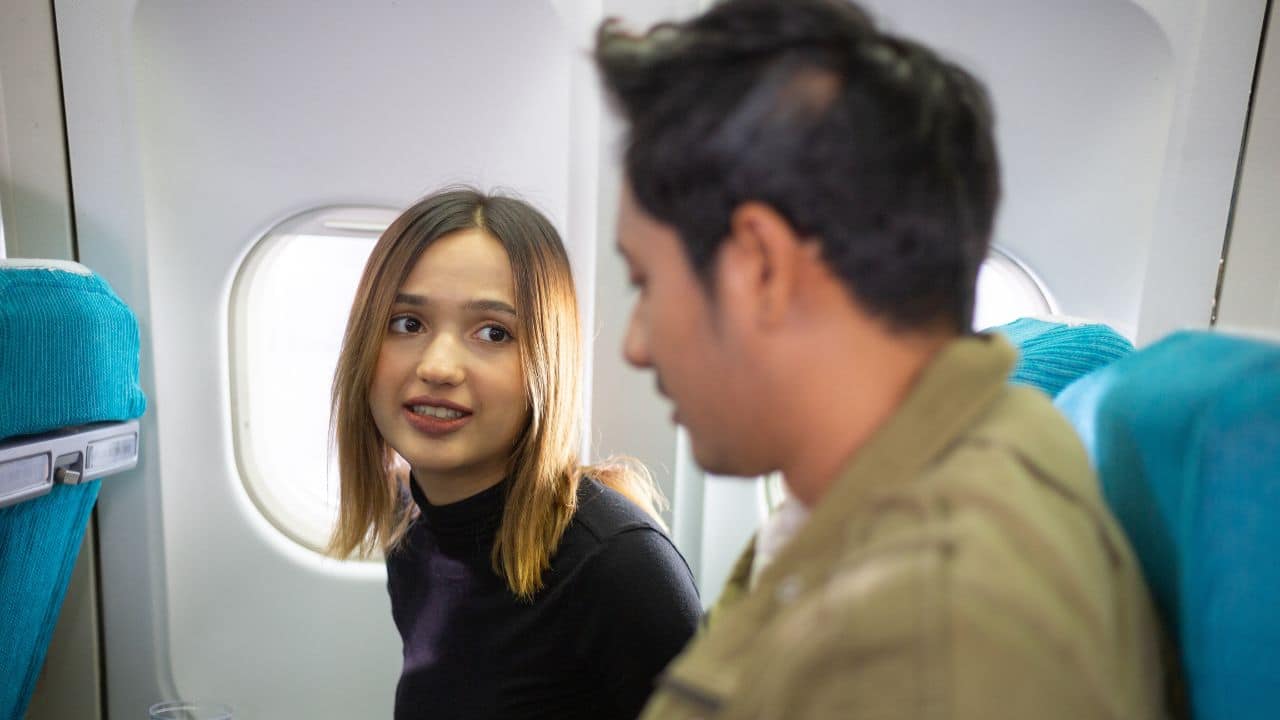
[640,335,1166,720]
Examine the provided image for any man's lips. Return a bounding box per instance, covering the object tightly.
[654,378,680,425]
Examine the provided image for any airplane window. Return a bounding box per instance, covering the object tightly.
[228,206,398,555]
[973,246,1056,330]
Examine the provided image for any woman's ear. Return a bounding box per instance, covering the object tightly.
[718,201,808,330]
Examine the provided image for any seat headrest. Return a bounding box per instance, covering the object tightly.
[0,262,146,440]
[991,316,1134,398]
[1056,330,1280,720]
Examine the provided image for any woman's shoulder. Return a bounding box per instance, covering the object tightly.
[570,476,666,545]
[557,478,697,603]
[558,479,700,627]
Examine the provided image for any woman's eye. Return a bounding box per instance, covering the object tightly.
[476,325,512,343]
[388,316,423,334]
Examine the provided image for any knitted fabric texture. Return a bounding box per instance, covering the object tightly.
[0,265,146,438]
[0,263,145,717]
[0,482,100,719]
[994,317,1134,398]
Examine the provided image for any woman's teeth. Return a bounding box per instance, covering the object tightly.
[411,405,465,420]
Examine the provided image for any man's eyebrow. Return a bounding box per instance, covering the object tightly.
[392,293,517,318]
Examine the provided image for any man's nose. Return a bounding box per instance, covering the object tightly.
[622,304,652,369]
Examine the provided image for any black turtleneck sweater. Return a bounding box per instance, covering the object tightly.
[386,477,701,720]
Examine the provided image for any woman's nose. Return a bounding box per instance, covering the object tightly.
[415,335,465,386]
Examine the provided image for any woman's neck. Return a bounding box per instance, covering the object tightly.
[412,465,507,506]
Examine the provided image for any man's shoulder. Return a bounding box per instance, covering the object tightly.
[782,381,1159,707]
[964,383,1092,465]
[842,382,1118,581]
[899,382,1103,522]
[739,475,1160,718]
[779,381,1136,642]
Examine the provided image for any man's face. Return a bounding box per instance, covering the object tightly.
[615,184,765,476]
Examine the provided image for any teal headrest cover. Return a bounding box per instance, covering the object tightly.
[0,261,146,719]
[0,264,146,439]
[993,317,1134,398]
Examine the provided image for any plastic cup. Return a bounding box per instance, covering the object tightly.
[148,702,234,720]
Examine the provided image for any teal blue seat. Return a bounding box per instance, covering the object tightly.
[0,261,146,719]
[1056,331,1280,720]
[991,317,1135,398]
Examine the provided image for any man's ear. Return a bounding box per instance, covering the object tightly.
[718,202,807,329]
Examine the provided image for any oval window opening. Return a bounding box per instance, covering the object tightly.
[229,206,398,556]
[973,246,1056,331]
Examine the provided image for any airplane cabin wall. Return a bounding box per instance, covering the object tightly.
[0,0,1273,718]
[57,1,589,717]
[1218,1,1280,337]
[0,1,104,717]
[588,0,712,584]
[0,0,74,261]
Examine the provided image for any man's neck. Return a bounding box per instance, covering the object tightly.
[780,329,954,508]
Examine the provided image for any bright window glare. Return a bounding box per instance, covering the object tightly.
[972,247,1055,330]
[230,207,396,555]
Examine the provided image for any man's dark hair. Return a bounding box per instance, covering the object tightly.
[595,0,1000,333]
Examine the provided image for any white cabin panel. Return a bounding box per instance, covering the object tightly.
[46,0,1272,716]
[860,0,1264,342]
[59,1,587,718]
[1218,3,1280,337]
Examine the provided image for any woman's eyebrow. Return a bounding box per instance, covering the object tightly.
[393,292,426,306]
[393,293,516,318]
[466,299,518,318]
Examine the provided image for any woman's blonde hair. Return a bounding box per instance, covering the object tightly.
[328,188,665,599]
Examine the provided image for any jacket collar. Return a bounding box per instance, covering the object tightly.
[661,333,1019,704]
[752,332,1017,592]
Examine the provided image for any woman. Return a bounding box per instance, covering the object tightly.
[328,188,700,720]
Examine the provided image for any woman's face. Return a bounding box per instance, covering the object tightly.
[368,228,529,504]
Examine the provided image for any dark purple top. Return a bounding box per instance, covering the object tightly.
[386,477,701,720]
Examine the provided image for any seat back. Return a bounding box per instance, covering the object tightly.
[0,260,146,719]
[1056,331,1280,720]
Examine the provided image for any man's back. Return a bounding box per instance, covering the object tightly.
[641,335,1167,719]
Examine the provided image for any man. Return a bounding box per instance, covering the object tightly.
[595,1,1168,718]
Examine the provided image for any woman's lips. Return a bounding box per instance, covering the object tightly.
[403,407,472,437]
